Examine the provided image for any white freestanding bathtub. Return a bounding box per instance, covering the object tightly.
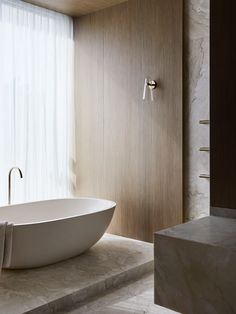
[0,198,116,269]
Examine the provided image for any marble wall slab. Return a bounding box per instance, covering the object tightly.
[184,0,210,220]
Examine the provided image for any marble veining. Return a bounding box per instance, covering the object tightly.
[0,234,153,314]
[59,273,178,314]
[155,216,236,314]
[158,216,236,250]
[184,0,210,220]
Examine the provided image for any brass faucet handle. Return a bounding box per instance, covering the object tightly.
[147,80,157,89]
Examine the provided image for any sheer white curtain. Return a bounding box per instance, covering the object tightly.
[0,0,74,205]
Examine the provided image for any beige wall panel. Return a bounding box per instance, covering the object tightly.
[75,0,183,242]
[23,0,128,16]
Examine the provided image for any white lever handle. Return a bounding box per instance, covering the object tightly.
[143,78,157,101]
[150,88,154,101]
[143,78,148,100]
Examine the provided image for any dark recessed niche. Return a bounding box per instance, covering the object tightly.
[210,0,236,211]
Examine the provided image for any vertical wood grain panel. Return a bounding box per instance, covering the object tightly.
[75,12,104,197]
[75,0,183,242]
[23,0,128,16]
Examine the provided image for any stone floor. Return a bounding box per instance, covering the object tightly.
[59,273,178,314]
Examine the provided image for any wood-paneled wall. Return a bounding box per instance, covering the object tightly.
[74,0,183,242]
[23,0,128,17]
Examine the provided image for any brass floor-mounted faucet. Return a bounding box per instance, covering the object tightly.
[8,167,23,205]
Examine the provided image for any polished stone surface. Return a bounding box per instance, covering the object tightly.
[158,216,236,249]
[0,234,153,314]
[211,206,236,220]
[184,0,210,220]
[155,217,236,314]
[58,273,178,314]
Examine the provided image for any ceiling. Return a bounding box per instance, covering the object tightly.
[23,0,128,17]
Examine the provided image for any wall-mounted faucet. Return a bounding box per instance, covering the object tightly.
[8,167,23,205]
[143,77,158,101]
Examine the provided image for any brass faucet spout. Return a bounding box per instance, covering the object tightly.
[8,167,23,205]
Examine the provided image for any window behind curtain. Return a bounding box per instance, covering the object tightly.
[0,0,74,205]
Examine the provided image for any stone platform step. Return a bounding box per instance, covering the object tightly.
[0,234,153,314]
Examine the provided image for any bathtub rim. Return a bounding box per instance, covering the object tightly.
[0,197,116,227]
